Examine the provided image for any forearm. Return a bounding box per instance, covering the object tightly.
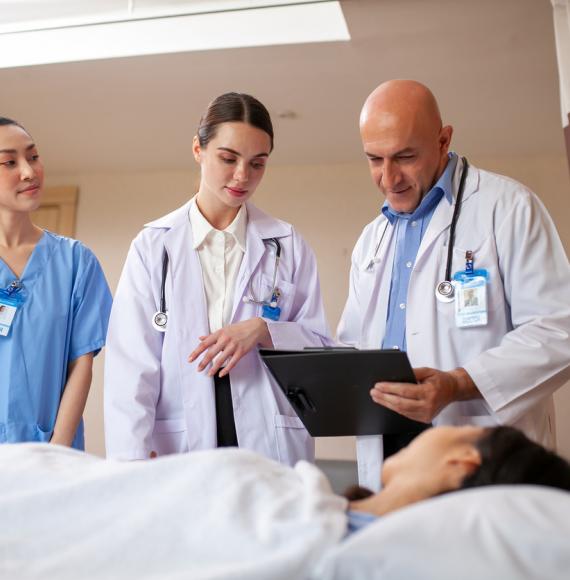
[51,353,94,447]
[449,367,482,402]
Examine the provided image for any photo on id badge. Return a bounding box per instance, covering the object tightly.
[454,275,488,328]
[0,301,18,337]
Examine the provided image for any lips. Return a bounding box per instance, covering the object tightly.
[18,183,40,194]
[225,186,248,197]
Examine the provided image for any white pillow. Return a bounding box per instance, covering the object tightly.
[315,485,570,580]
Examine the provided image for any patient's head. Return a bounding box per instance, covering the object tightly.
[460,426,570,490]
[384,425,570,494]
[347,426,570,509]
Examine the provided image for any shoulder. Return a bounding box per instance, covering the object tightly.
[472,165,537,208]
[144,200,191,230]
[42,231,99,265]
[130,201,191,251]
[246,202,293,238]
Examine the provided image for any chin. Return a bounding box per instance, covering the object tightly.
[223,191,253,207]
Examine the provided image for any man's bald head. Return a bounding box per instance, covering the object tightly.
[360,80,442,136]
[360,80,453,213]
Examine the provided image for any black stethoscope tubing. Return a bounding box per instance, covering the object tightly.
[153,237,281,331]
[443,157,469,284]
[160,249,169,316]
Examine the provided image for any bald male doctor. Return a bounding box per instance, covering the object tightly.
[338,80,570,491]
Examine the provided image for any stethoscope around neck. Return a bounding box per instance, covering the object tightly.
[151,237,283,332]
[366,156,470,303]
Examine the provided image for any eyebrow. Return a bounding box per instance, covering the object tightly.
[217,147,269,158]
[0,143,37,154]
[365,147,416,158]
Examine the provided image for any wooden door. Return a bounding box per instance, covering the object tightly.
[32,186,78,237]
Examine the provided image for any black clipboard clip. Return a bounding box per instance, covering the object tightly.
[286,388,317,413]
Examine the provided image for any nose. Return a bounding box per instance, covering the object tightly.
[233,161,249,183]
[381,159,401,191]
[20,159,36,181]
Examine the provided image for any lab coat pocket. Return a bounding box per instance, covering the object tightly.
[259,276,297,321]
[151,418,188,456]
[274,414,313,466]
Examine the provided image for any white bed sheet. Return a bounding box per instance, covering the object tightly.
[0,444,347,580]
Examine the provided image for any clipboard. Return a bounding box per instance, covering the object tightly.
[260,348,429,437]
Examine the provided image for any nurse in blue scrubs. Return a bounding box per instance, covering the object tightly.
[0,117,112,449]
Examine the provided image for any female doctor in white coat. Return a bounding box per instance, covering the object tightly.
[104,93,330,465]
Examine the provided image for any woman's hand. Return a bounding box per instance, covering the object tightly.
[188,318,274,377]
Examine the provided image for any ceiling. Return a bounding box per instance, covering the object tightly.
[0,0,564,173]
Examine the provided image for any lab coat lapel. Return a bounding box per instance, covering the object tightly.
[231,218,267,321]
[360,220,396,347]
[231,202,290,321]
[414,157,478,268]
[163,208,210,342]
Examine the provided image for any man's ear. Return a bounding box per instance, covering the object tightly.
[439,125,453,154]
[192,135,201,163]
[445,445,482,489]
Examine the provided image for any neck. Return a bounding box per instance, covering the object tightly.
[195,190,240,231]
[349,478,436,518]
[0,211,41,247]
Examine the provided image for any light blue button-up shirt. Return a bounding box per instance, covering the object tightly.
[381,153,457,351]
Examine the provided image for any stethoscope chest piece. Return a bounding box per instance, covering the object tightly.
[435,280,455,303]
[152,310,168,332]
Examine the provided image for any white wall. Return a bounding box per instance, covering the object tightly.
[48,153,570,460]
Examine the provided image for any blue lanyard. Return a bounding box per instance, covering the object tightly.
[0,280,24,305]
[4,280,23,296]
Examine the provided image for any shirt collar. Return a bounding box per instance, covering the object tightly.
[381,152,458,224]
[189,197,248,252]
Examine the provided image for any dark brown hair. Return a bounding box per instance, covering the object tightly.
[0,117,28,133]
[460,426,570,491]
[197,92,274,151]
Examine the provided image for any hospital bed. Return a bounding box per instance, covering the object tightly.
[1,444,569,580]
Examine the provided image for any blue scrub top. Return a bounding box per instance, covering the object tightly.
[0,231,112,449]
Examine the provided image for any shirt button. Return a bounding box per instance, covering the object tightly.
[215,265,223,273]
[399,303,406,310]
[392,345,399,350]
[406,261,412,268]
[411,221,418,227]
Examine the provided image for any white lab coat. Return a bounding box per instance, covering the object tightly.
[104,200,331,465]
[338,158,570,490]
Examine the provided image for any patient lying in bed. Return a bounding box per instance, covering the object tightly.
[1,426,569,580]
[346,425,570,533]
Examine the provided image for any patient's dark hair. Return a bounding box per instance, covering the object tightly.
[343,426,570,501]
[197,92,274,151]
[460,426,570,491]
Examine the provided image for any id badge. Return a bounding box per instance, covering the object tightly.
[261,289,281,321]
[453,270,489,328]
[0,292,23,337]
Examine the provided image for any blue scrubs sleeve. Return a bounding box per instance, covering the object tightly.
[69,248,112,361]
